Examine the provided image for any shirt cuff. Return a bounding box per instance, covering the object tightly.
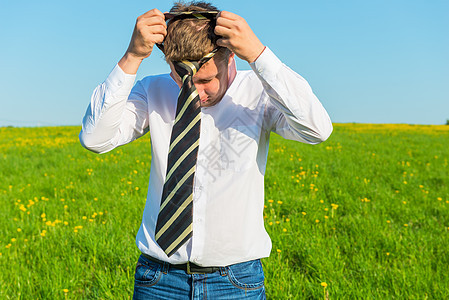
[105,64,136,99]
[249,47,283,79]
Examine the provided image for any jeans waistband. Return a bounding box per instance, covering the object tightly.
[141,253,222,274]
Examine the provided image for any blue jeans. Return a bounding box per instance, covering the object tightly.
[133,254,266,299]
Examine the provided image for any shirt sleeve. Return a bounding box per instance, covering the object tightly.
[79,64,149,154]
[250,47,333,144]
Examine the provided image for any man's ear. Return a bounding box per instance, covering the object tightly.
[228,52,235,67]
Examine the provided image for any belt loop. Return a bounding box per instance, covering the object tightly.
[162,261,169,274]
[219,267,227,277]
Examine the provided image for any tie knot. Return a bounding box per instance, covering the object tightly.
[173,61,200,78]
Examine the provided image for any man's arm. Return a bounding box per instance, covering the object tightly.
[79,9,167,153]
[215,12,332,144]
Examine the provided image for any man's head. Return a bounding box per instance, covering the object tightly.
[163,1,235,107]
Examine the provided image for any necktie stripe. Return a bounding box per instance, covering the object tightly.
[165,140,199,182]
[157,208,193,251]
[162,153,196,196]
[164,224,193,256]
[155,194,193,240]
[169,113,201,153]
[182,61,197,74]
[174,90,199,124]
[159,165,196,213]
[157,208,193,247]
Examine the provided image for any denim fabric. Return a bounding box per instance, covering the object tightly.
[133,254,266,299]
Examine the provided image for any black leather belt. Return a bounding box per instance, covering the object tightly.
[142,253,221,274]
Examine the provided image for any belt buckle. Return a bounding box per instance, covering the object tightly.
[186,261,193,274]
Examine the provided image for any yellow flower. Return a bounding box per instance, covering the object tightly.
[11,238,17,242]
[386,252,390,256]
[437,197,442,201]
[286,218,290,222]
[63,289,69,293]
[283,228,287,232]
[315,219,320,223]
[268,199,274,203]
[404,224,408,227]
[82,216,87,220]
[321,282,328,288]
[269,222,273,226]
[276,249,281,253]
[41,213,46,218]
[17,228,22,232]
[324,216,329,219]
[277,201,283,205]
[302,212,306,216]
[386,220,391,223]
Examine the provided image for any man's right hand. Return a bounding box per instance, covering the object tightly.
[119,9,167,74]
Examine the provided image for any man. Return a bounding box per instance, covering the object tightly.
[80,1,332,299]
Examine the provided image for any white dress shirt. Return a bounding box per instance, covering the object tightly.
[79,47,332,267]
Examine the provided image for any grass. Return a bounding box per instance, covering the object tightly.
[1,123,448,299]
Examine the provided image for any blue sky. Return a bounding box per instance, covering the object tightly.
[0,0,448,127]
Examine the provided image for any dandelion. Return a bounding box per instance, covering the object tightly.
[268,199,274,203]
[437,197,442,201]
[11,238,17,242]
[315,219,320,223]
[286,218,290,222]
[41,213,46,218]
[283,228,287,232]
[269,222,273,226]
[277,200,283,205]
[321,282,327,288]
[277,249,281,253]
[17,228,22,232]
[63,289,69,293]
[302,212,306,216]
[387,220,391,223]
[324,216,329,219]
[82,216,87,220]
[5,244,12,249]
[386,252,390,256]
[404,224,408,227]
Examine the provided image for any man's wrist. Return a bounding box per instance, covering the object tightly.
[118,52,145,75]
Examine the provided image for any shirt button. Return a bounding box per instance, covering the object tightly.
[117,80,122,86]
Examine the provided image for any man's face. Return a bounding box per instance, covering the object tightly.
[170,54,235,107]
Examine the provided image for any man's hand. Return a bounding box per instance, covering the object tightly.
[215,11,265,63]
[119,9,167,74]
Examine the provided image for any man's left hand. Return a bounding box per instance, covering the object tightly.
[215,11,265,63]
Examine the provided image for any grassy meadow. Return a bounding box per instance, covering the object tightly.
[1,123,449,299]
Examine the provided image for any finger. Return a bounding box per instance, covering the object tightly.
[216,16,235,29]
[141,8,164,19]
[214,25,233,37]
[217,11,239,21]
[152,33,166,44]
[144,24,167,35]
[140,15,166,27]
[216,38,231,48]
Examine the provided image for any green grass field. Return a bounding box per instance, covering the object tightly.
[1,124,448,299]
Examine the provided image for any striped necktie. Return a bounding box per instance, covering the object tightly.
[155,49,218,257]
